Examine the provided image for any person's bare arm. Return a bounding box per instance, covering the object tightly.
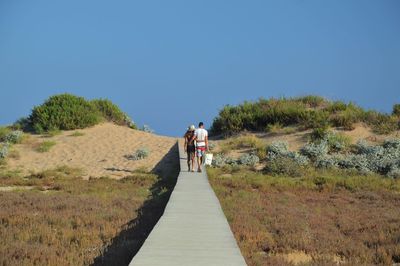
[190,134,197,143]
[184,135,187,152]
[205,136,209,151]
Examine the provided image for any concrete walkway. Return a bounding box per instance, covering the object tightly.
[129,141,247,266]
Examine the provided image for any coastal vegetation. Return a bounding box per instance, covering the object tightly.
[211,96,400,136]
[18,94,136,133]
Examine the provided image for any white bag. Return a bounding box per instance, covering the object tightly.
[205,153,213,166]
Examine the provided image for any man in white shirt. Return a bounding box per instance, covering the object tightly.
[192,122,208,172]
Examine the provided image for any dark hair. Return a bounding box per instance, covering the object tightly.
[199,122,204,127]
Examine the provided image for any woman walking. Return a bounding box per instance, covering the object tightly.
[184,125,196,172]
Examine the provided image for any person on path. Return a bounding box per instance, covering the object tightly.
[192,122,208,172]
[184,125,196,172]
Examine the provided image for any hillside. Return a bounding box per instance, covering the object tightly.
[208,125,400,265]
[212,123,400,161]
[211,96,400,136]
[6,122,176,179]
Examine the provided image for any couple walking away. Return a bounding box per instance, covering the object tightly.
[184,122,208,173]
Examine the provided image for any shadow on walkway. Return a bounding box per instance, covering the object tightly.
[91,142,179,266]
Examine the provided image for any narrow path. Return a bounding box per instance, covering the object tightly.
[129,141,247,266]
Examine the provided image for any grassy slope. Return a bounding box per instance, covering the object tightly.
[0,150,179,266]
[208,167,400,266]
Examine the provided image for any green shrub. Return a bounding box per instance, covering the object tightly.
[0,143,9,159]
[295,95,326,107]
[0,127,11,142]
[238,153,260,166]
[12,117,31,131]
[30,94,101,132]
[4,131,23,144]
[325,101,348,113]
[310,127,329,141]
[329,103,364,130]
[325,132,351,152]
[70,131,85,137]
[393,104,400,116]
[265,122,283,133]
[370,115,398,135]
[211,96,395,136]
[43,129,62,137]
[90,99,127,125]
[264,157,306,177]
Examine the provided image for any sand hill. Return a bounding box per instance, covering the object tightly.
[7,123,177,179]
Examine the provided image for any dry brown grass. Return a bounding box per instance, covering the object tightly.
[208,168,400,266]
[0,143,179,266]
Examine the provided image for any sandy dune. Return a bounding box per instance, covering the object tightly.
[7,123,177,179]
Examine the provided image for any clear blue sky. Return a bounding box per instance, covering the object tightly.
[1,0,399,136]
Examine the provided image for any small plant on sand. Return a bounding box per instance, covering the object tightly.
[300,141,329,159]
[43,129,62,137]
[0,143,9,159]
[266,140,289,155]
[36,141,56,153]
[127,148,150,160]
[212,153,238,167]
[266,122,283,134]
[264,156,306,177]
[265,141,309,176]
[4,130,23,144]
[124,113,137,129]
[70,131,85,137]
[310,126,329,141]
[325,131,351,152]
[238,153,260,166]
[141,125,155,133]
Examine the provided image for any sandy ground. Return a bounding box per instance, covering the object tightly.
[7,123,177,179]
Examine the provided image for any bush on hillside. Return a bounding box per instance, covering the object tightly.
[0,143,9,159]
[310,127,329,141]
[30,94,101,133]
[126,148,150,161]
[238,153,260,166]
[267,141,290,155]
[0,127,11,142]
[329,103,364,130]
[4,131,23,144]
[90,99,127,125]
[308,139,400,177]
[12,117,31,131]
[210,96,399,136]
[264,141,309,176]
[264,157,306,177]
[295,95,326,108]
[310,130,351,152]
[300,141,329,159]
[393,104,400,116]
[141,125,155,133]
[325,132,351,152]
[28,94,136,133]
[369,114,399,135]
